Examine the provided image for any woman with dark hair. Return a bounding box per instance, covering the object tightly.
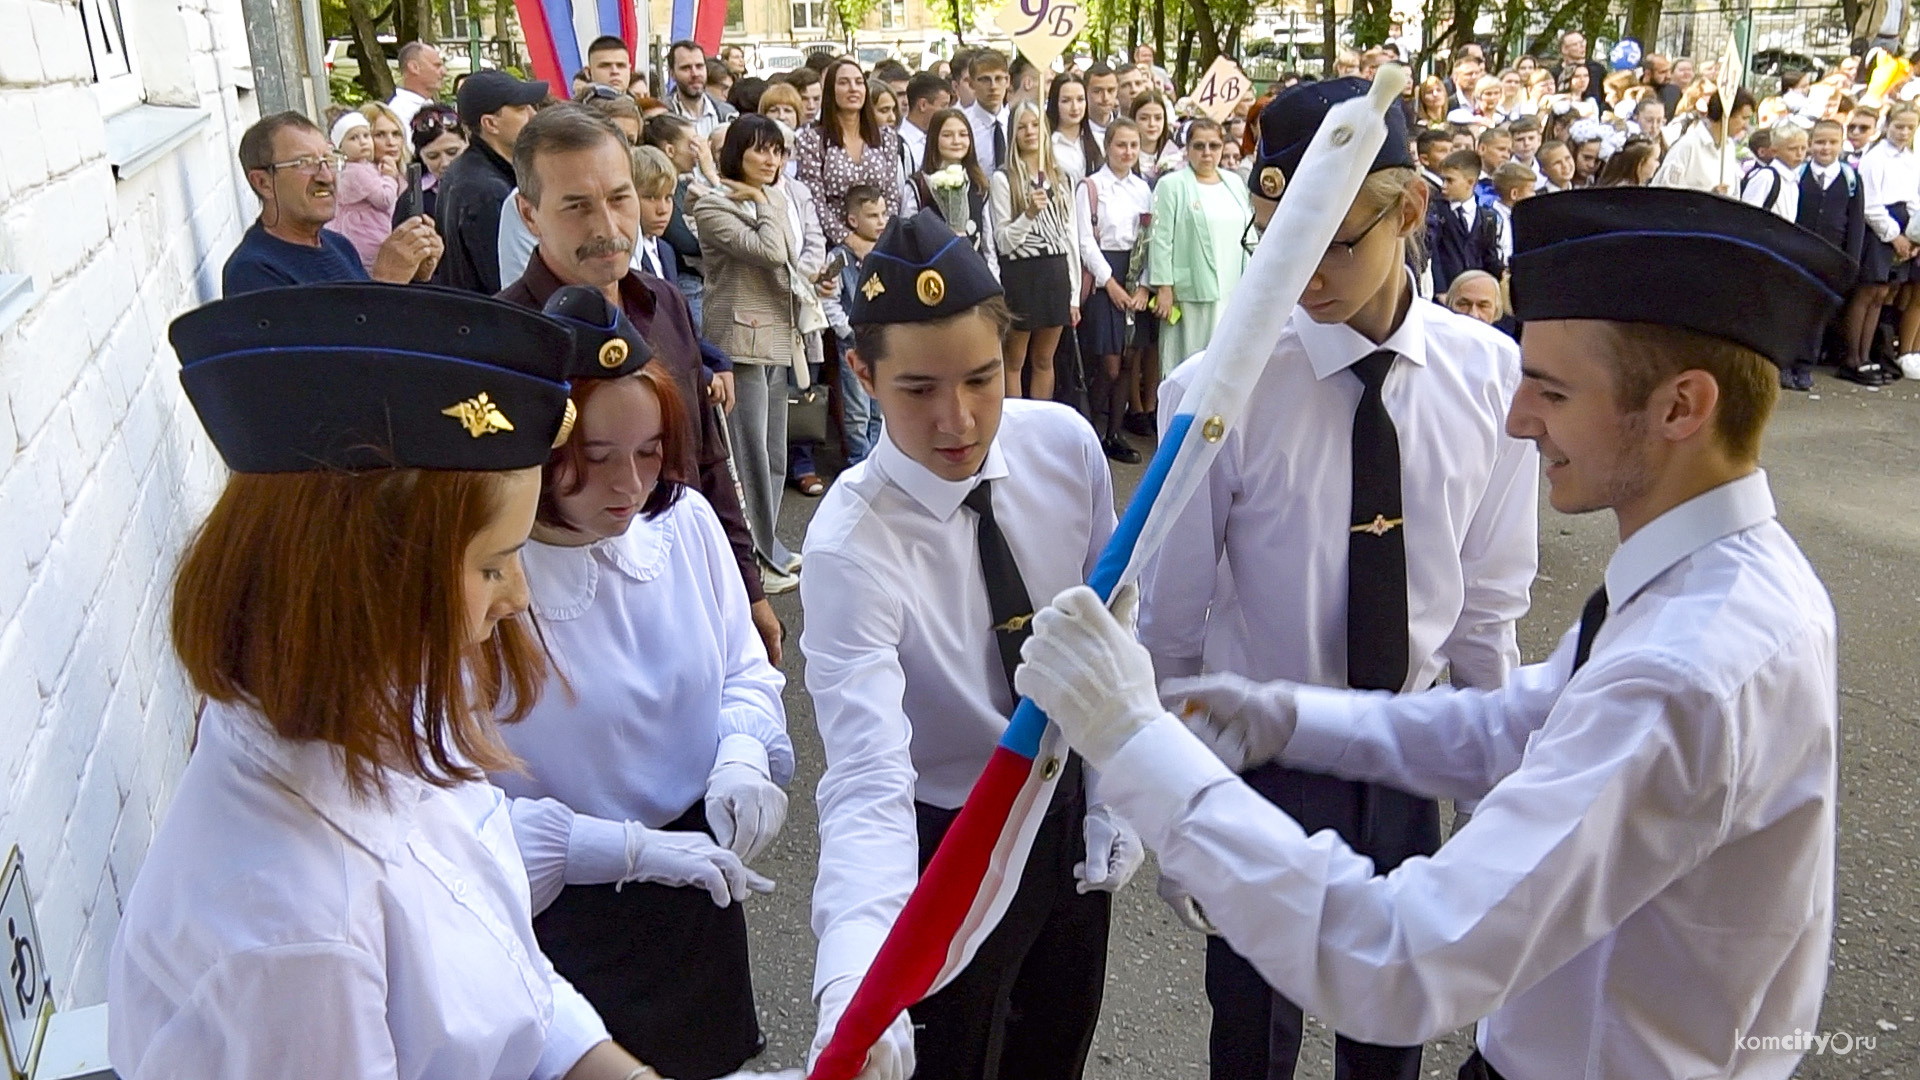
[1047,71,1103,185]
[695,115,813,585]
[1595,137,1660,186]
[867,79,900,129]
[912,107,999,275]
[1132,91,1183,180]
[728,75,769,116]
[393,103,466,223]
[792,55,902,244]
[496,297,791,1080]
[1075,118,1151,462]
[107,284,677,1080]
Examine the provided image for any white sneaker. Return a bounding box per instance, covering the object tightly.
[778,551,803,575]
[760,564,800,595]
[1899,353,1920,381]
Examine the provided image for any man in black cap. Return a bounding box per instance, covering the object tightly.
[1015,188,1849,1080]
[802,210,1142,1080]
[436,69,550,294]
[1137,74,1540,1080]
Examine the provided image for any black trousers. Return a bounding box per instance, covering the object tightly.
[1456,1050,1509,1080]
[909,757,1111,1080]
[1206,763,1440,1080]
[533,803,761,1080]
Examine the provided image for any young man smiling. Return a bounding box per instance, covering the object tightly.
[803,209,1140,1080]
[1015,187,1853,1080]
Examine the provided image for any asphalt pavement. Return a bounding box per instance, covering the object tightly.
[735,367,1919,1078]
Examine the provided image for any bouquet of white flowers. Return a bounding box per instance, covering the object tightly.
[925,163,973,235]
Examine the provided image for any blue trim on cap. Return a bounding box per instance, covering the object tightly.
[181,345,577,390]
[1524,229,1842,304]
[865,232,965,270]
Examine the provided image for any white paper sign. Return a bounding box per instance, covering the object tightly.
[0,849,51,1080]
[993,0,1084,79]
[1192,56,1251,122]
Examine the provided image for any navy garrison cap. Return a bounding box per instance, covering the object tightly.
[542,285,652,379]
[170,284,577,472]
[850,208,1004,325]
[1510,188,1855,367]
[1251,76,1412,199]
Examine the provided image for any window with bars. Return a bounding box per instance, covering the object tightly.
[439,0,472,41]
[880,0,905,29]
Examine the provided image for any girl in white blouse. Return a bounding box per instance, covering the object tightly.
[1046,71,1104,186]
[496,351,793,1080]
[1853,102,1920,385]
[1074,118,1153,463]
[108,286,666,1080]
[991,99,1081,401]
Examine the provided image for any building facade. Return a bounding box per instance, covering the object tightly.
[0,0,255,1013]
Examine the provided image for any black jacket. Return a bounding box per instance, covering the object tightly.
[1796,163,1867,270]
[432,138,517,294]
[1427,198,1505,296]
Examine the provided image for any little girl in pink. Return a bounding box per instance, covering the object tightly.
[325,110,399,272]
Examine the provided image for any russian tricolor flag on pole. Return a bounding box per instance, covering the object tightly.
[513,0,644,89]
[807,66,1413,1080]
[669,0,727,55]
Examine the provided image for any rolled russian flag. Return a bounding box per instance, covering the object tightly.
[670,0,727,56]
[808,65,1413,1080]
[514,0,641,90]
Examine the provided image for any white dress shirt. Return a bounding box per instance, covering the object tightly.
[389,86,433,129]
[802,400,1116,995]
[1651,119,1732,191]
[898,118,929,209]
[495,492,790,912]
[1141,295,1538,691]
[1860,139,1920,242]
[1075,167,1153,286]
[1740,158,1802,222]
[109,701,609,1080]
[965,100,1011,173]
[1104,471,1837,1079]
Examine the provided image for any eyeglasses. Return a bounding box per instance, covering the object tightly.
[411,107,461,136]
[1848,122,1875,131]
[1324,195,1403,262]
[577,84,623,102]
[1187,140,1224,152]
[267,152,345,175]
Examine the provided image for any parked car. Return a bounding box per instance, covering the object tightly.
[754,45,806,78]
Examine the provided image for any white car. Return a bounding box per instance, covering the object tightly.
[754,46,806,79]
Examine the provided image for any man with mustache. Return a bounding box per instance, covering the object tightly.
[222,111,442,294]
[499,105,787,665]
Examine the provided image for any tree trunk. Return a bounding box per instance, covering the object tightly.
[1626,0,1661,50]
[1525,0,1592,57]
[346,0,395,100]
[1188,0,1223,68]
[1153,0,1165,67]
[951,0,966,43]
[1175,6,1196,88]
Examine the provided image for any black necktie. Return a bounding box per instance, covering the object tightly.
[1571,585,1608,674]
[1346,349,1409,693]
[963,480,1033,702]
[992,119,1007,168]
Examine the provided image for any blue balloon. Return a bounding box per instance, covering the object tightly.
[1610,39,1644,70]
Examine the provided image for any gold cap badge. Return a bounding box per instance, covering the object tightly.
[916,269,946,307]
[862,274,887,301]
[598,338,629,370]
[442,392,515,438]
[1259,166,1285,199]
[552,398,577,447]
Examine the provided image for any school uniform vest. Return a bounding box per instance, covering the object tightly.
[1796,163,1867,266]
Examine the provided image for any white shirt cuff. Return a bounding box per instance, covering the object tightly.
[533,977,611,1080]
[1284,685,1363,773]
[564,813,633,885]
[1095,713,1236,851]
[814,923,890,1000]
[715,732,772,777]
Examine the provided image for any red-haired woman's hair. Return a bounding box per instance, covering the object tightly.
[172,468,549,795]
[539,363,690,529]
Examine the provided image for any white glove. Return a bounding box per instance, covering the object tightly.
[1014,584,1163,768]
[1156,870,1217,935]
[807,975,915,1080]
[1159,672,1299,774]
[705,736,789,863]
[622,822,775,908]
[1075,803,1145,894]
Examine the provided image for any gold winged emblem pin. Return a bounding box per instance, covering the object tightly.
[442,392,515,438]
[994,613,1035,633]
[1351,514,1403,537]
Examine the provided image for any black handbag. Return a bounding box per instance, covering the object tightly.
[788,383,830,444]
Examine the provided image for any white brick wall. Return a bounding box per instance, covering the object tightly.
[0,0,255,1007]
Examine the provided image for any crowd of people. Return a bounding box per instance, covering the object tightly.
[124,27,1861,1080]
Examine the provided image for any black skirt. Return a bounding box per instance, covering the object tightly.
[533,802,761,1080]
[1001,252,1073,331]
[1079,250,1134,355]
[1864,203,1917,284]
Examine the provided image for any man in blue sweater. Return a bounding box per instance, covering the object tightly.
[222,112,442,295]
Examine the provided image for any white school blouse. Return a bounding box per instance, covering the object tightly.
[1075,168,1154,286]
[109,701,609,1080]
[1859,139,1920,242]
[494,490,791,912]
